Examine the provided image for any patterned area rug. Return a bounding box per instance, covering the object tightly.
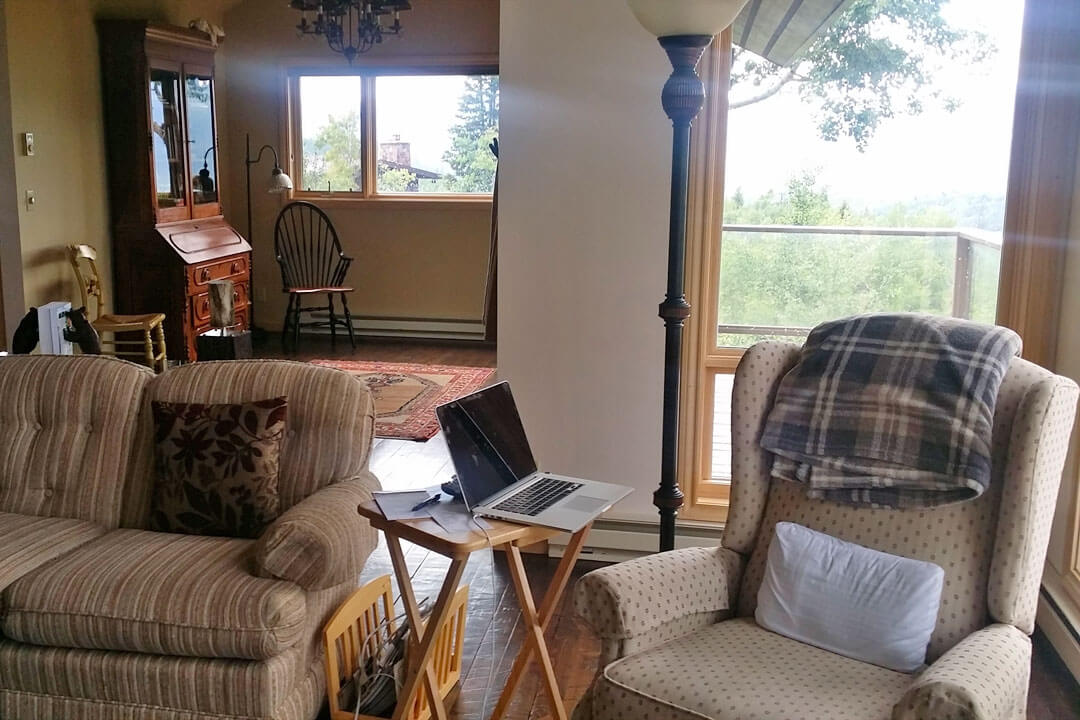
[310,359,496,441]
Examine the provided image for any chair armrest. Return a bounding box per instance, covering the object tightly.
[254,470,381,591]
[892,624,1031,720]
[574,546,743,644]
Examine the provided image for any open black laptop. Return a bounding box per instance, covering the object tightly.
[435,382,630,532]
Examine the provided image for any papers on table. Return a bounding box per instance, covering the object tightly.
[372,488,492,532]
[430,500,492,532]
[372,490,437,521]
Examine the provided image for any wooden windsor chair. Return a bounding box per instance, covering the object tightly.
[274,201,357,353]
[66,244,167,372]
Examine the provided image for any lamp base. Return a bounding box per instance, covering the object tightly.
[654,33,714,553]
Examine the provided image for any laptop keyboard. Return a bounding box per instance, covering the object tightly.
[492,477,583,516]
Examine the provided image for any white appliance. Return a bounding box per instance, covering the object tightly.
[37,302,73,355]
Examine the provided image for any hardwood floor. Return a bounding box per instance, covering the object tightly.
[288,336,1079,720]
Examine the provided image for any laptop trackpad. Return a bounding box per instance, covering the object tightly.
[563,495,609,514]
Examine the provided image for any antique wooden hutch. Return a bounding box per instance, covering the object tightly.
[97,20,250,362]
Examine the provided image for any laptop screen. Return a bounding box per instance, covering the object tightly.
[436,382,538,508]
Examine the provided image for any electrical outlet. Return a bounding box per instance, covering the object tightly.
[22,132,34,156]
[25,190,36,211]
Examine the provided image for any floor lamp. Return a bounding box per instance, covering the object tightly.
[245,134,294,332]
[626,0,749,552]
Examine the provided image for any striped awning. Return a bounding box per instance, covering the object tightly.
[732,0,856,66]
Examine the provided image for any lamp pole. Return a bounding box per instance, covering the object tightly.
[245,134,293,334]
[654,35,714,552]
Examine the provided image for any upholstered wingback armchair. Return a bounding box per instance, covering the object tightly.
[573,341,1078,720]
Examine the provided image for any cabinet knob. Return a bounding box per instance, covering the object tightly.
[230,262,240,274]
[233,291,239,302]
[200,268,211,282]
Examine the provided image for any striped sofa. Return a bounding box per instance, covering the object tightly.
[0,355,381,720]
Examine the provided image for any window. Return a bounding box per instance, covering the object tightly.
[289,67,499,198]
[682,0,1025,521]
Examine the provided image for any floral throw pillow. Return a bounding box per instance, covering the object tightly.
[150,397,288,539]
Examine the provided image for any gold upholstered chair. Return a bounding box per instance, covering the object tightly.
[67,244,167,372]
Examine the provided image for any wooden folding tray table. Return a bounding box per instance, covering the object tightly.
[357,501,592,720]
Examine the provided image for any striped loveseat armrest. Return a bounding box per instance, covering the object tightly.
[254,469,382,590]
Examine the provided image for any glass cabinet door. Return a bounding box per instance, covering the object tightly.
[185,71,218,209]
[149,68,187,213]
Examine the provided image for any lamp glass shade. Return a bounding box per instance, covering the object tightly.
[268,168,294,194]
[627,0,749,36]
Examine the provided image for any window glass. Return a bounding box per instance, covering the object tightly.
[149,69,185,208]
[701,0,1024,489]
[298,75,364,193]
[186,74,217,205]
[375,74,499,194]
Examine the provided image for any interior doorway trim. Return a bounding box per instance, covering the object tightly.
[0,0,25,348]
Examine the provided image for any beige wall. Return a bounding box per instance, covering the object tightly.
[5,0,232,316]
[220,0,498,329]
[499,0,674,522]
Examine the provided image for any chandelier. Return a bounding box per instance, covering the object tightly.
[291,1,412,63]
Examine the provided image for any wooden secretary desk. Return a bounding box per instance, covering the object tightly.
[97,20,251,363]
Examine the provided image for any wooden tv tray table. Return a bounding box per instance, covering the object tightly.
[357,501,592,720]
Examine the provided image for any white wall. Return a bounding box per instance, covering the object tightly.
[498,0,677,522]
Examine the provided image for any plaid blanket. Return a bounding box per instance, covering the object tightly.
[760,314,1022,508]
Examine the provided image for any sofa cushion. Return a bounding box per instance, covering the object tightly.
[124,360,375,528]
[2,529,306,660]
[150,397,287,538]
[0,638,302,717]
[0,355,152,528]
[0,512,105,595]
[595,617,911,720]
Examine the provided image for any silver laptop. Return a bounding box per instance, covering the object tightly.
[436,382,630,532]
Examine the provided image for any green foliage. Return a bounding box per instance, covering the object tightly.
[302,111,363,192]
[377,166,419,193]
[442,76,499,193]
[718,173,1001,346]
[302,75,498,194]
[731,0,992,150]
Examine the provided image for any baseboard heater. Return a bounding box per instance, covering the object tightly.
[1037,587,1080,681]
[303,315,486,341]
[548,518,723,562]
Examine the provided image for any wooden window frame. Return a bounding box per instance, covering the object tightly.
[680,1,1080,533]
[678,32,735,523]
[283,55,498,204]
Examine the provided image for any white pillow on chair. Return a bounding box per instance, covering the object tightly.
[756,521,945,673]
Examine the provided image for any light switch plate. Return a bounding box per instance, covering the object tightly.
[25,190,36,211]
[22,132,34,156]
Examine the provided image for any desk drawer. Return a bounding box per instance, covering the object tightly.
[187,254,248,292]
[191,282,249,324]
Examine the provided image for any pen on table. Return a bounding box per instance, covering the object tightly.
[411,494,441,512]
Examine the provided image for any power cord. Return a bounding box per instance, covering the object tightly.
[460,476,499,719]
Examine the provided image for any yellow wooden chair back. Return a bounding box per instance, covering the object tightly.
[66,244,106,321]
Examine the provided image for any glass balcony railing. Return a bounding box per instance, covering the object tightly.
[715,225,1003,348]
[709,225,1002,480]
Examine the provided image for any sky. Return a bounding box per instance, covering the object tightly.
[299,74,471,177]
[724,0,1025,210]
